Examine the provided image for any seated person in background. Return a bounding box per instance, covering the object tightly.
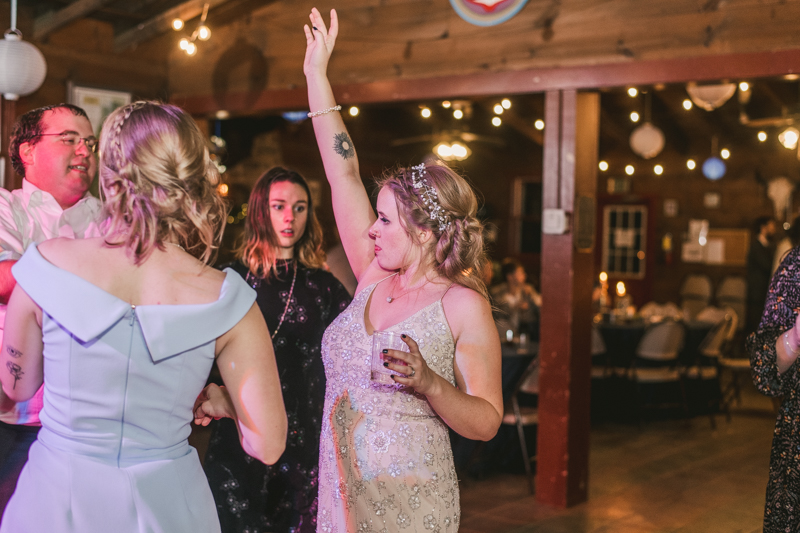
[491,258,541,341]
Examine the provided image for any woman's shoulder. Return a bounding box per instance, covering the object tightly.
[442,283,490,310]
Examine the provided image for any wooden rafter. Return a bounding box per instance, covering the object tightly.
[114,0,231,52]
[34,0,116,40]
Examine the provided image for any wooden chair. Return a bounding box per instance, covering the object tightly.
[501,356,539,493]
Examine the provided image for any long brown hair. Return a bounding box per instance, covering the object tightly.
[239,167,325,279]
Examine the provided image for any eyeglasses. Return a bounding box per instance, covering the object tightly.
[38,132,98,154]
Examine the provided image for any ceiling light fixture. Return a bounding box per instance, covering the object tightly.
[434,141,471,161]
[685,81,737,111]
[177,3,212,56]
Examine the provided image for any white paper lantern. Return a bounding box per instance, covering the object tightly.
[629,122,665,159]
[685,82,737,111]
[0,31,46,100]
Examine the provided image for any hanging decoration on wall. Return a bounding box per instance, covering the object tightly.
[702,136,726,181]
[767,176,794,222]
[449,0,530,26]
[0,0,46,100]
[629,91,665,159]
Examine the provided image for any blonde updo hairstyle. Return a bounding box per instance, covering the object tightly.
[376,161,488,300]
[99,101,226,264]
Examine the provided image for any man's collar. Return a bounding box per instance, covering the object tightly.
[21,178,93,208]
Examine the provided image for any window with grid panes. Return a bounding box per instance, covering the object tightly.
[602,205,646,279]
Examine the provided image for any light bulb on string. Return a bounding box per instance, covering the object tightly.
[172,19,184,31]
[197,25,211,41]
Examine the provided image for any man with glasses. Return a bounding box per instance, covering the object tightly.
[0,103,102,519]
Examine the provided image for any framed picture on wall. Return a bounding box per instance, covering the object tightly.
[68,83,132,136]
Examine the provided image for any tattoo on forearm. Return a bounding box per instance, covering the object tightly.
[6,346,21,359]
[333,132,355,160]
[6,361,23,389]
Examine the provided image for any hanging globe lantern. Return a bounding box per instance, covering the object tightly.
[629,122,665,159]
[702,157,726,181]
[0,30,46,100]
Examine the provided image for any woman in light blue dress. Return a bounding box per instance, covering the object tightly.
[0,101,287,533]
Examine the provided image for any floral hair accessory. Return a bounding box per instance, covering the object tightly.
[410,163,451,232]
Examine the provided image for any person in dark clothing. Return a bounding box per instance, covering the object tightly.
[746,216,777,336]
[203,167,351,533]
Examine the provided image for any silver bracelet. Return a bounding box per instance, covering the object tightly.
[307,105,341,118]
[784,331,800,356]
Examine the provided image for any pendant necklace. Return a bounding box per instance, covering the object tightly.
[271,260,297,339]
[386,275,432,303]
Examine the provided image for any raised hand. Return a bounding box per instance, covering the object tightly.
[384,334,440,396]
[303,8,338,78]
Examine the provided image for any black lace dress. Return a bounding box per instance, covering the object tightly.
[749,247,800,532]
[204,260,351,533]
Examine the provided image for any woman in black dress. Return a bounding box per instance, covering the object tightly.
[750,246,800,532]
[204,167,351,533]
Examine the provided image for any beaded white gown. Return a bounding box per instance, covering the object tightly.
[317,278,460,533]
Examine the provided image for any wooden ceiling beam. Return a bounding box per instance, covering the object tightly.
[34,0,116,40]
[114,0,232,52]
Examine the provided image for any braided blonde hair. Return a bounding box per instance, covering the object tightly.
[99,101,226,264]
[376,161,488,300]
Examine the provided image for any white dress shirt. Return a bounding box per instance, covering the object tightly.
[0,179,102,425]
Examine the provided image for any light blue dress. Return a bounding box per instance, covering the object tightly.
[0,245,256,533]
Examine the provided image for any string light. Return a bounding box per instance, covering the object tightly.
[534,119,544,130]
[687,159,696,170]
[625,165,635,175]
[420,107,431,118]
[630,112,640,122]
[627,88,638,97]
[654,164,664,175]
[453,109,463,119]
[493,104,504,114]
[739,81,749,92]
[599,161,609,171]
[172,19,184,31]
[758,131,767,142]
[492,117,501,127]
[683,99,693,110]
[720,148,730,159]
[349,106,359,117]
[442,101,451,108]
[501,98,511,109]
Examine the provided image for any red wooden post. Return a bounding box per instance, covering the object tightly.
[1,97,17,190]
[535,89,599,507]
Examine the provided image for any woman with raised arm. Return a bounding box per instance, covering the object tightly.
[204,167,351,533]
[0,101,287,533]
[303,9,503,532]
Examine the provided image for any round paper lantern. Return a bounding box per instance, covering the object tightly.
[702,157,726,181]
[0,31,46,100]
[629,122,665,159]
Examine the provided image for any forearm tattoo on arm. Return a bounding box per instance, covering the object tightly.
[6,361,23,389]
[333,132,355,160]
[6,346,21,358]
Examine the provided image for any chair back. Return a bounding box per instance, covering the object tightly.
[636,320,685,362]
[716,276,746,329]
[699,315,732,358]
[514,357,540,395]
[680,274,712,320]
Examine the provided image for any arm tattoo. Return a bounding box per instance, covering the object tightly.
[6,346,21,358]
[6,361,23,389]
[333,132,355,160]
